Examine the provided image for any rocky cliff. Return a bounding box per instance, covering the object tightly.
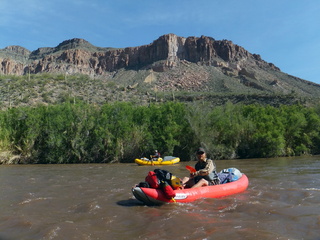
[1,33,320,98]
[1,34,280,75]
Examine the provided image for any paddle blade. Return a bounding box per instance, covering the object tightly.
[186,165,196,173]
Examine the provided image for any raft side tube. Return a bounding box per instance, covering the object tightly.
[132,187,164,205]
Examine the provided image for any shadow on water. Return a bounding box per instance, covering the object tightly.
[116,199,145,207]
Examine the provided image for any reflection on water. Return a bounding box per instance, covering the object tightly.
[0,156,320,240]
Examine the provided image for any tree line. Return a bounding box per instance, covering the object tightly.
[0,101,320,164]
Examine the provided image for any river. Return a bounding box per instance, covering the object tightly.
[1,156,320,240]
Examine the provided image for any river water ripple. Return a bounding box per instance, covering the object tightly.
[1,156,320,240]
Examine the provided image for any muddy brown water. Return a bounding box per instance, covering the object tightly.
[1,156,320,240]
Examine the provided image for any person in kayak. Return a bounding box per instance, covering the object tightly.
[182,147,220,188]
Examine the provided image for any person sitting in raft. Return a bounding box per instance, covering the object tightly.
[151,150,161,161]
[182,147,220,188]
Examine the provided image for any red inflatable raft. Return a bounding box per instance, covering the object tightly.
[132,174,249,205]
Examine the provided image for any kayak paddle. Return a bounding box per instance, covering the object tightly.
[186,165,196,173]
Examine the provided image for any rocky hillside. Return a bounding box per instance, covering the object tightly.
[1,34,320,108]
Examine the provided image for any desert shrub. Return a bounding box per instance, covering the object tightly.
[1,101,320,163]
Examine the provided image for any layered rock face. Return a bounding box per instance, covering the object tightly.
[0,34,279,76]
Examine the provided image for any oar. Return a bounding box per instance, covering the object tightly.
[186,165,196,173]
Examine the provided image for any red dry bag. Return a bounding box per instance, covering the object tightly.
[160,181,176,199]
[145,171,160,189]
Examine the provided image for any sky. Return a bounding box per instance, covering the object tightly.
[1,0,320,84]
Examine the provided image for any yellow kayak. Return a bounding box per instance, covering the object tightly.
[135,156,180,166]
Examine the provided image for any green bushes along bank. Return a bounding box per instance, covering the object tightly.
[1,101,320,164]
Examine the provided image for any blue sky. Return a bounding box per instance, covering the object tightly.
[1,0,320,84]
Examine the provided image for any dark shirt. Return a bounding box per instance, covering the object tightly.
[194,158,219,183]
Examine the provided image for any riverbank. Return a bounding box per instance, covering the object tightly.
[1,102,320,164]
[0,151,21,164]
